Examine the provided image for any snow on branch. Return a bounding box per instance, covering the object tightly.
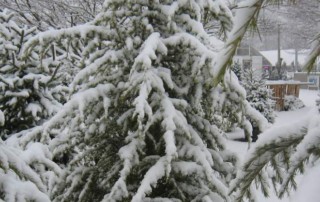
[71,50,124,88]
[278,111,320,197]
[48,83,114,137]
[213,0,297,86]
[213,0,263,85]
[304,34,320,72]
[0,141,53,202]
[229,115,311,201]
[131,157,167,202]
[20,25,114,59]
[133,32,167,70]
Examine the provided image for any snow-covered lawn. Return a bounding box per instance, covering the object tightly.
[226,89,319,202]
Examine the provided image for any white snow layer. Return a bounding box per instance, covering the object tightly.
[291,162,320,202]
[0,110,4,126]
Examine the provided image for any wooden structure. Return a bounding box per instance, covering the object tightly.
[266,81,311,111]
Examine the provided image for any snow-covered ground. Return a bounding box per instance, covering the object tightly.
[226,89,319,202]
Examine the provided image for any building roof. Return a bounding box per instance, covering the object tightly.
[260,49,309,66]
[235,46,272,66]
[266,80,311,85]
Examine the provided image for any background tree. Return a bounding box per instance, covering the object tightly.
[0,0,104,30]
[0,10,72,138]
[241,69,275,141]
[244,0,319,52]
[231,61,242,81]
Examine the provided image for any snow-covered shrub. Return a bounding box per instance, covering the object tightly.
[284,95,305,111]
[241,68,275,141]
[0,10,73,138]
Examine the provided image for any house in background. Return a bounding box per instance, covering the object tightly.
[233,45,272,74]
[259,49,320,89]
[260,49,311,76]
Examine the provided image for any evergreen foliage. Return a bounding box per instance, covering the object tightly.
[241,68,275,141]
[304,33,320,72]
[19,0,251,201]
[210,73,260,139]
[0,0,105,30]
[0,136,61,202]
[0,10,71,139]
[229,101,320,201]
[231,62,242,81]
[0,11,65,200]
[0,0,310,201]
[230,86,320,201]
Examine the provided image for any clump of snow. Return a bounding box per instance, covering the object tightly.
[0,109,4,126]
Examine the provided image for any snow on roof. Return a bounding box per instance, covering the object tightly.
[260,49,309,66]
[266,80,311,85]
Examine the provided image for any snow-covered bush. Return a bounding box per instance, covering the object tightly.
[241,68,275,141]
[284,95,305,111]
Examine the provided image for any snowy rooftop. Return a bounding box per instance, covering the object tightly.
[260,49,309,66]
[266,80,312,85]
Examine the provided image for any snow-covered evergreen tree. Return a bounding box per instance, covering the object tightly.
[231,61,242,81]
[11,0,277,201]
[241,68,275,141]
[209,62,261,135]
[0,10,72,138]
[19,0,252,201]
[210,77,257,138]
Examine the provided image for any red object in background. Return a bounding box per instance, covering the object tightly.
[263,65,270,70]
